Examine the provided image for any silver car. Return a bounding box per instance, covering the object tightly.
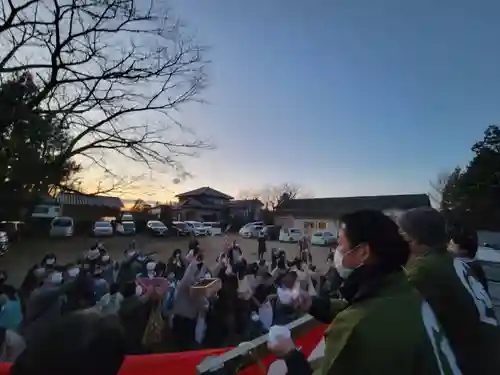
[93,221,114,237]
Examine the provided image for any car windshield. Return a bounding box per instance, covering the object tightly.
[290,229,301,233]
[123,222,135,229]
[194,223,203,228]
[313,232,323,237]
[95,222,110,228]
[52,218,72,227]
[175,223,187,229]
[151,222,165,227]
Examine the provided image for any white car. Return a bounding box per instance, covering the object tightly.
[204,222,222,236]
[50,216,74,238]
[311,231,337,246]
[185,221,208,236]
[116,221,136,236]
[240,225,263,238]
[93,221,113,237]
[146,220,168,236]
[279,228,303,243]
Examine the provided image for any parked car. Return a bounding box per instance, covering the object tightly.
[0,221,26,242]
[121,213,134,222]
[0,232,8,255]
[93,220,114,237]
[311,230,337,246]
[240,221,264,231]
[260,225,280,241]
[185,221,208,236]
[146,220,168,236]
[49,216,74,238]
[115,221,136,236]
[279,228,303,243]
[204,222,222,236]
[172,221,191,236]
[240,224,264,238]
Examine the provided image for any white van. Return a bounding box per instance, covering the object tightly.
[49,216,74,237]
[279,228,303,243]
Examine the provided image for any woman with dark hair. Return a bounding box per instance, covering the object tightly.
[269,210,462,375]
[167,249,186,280]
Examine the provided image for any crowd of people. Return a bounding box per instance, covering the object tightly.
[0,231,329,365]
[0,207,497,375]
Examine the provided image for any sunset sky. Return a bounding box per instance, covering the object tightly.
[84,0,500,202]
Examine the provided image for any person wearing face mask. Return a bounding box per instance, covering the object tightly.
[41,254,58,272]
[273,271,300,326]
[100,254,116,285]
[399,207,500,375]
[171,255,209,351]
[18,264,47,317]
[116,248,141,285]
[271,250,288,280]
[167,249,186,281]
[142,261,157,279]
[62,264,91,314]
[23,268,80,347]
[85,245,102,263]
[269,210,462,375]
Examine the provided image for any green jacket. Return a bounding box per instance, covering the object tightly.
[406,252,500,375]
[315,272,461,375]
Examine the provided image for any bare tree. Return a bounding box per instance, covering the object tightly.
[246,182,308,210]
[237,189,261,200]
[0,0,212,186]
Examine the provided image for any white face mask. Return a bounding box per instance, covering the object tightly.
[67,268,80,277]
[334,247,357,279]
[88,249,101,260]
[126,251,136,259]
[146,262,156,271]
[102,255,110,262]
[45,258,56,265]
[49,272,63,285]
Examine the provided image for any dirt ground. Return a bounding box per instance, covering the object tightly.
[0,234,333,287]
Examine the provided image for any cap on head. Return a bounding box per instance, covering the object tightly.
[398,207,448,248]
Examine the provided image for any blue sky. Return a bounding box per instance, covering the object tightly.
[150,0,500,199]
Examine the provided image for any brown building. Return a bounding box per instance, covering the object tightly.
[172,187,263,222]
[275,193,430,235]
[57,192,124,222]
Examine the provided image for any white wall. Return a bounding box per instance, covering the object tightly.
[275,216,339,235]
[31,204,61,219]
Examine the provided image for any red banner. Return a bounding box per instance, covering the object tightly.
[0,325,326,375]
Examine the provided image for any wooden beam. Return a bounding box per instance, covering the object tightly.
[196,314,321,374]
